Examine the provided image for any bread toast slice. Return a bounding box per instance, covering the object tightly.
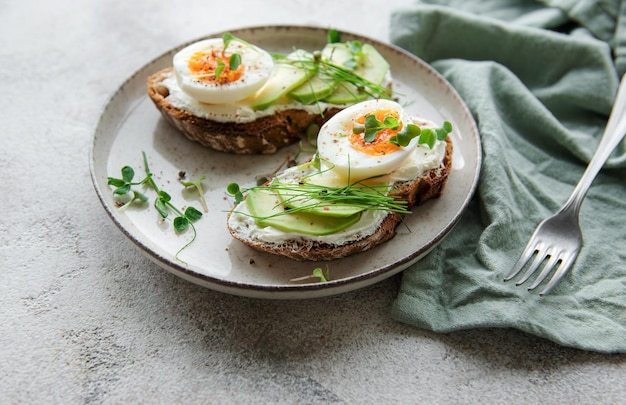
[147,68,342,154]
[226,136,453,261]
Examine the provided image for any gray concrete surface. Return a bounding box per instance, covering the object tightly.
[1,0,624,403]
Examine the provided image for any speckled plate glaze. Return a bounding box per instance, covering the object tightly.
[90,25,481,299]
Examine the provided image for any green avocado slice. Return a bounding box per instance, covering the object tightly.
[287,74,336,105]
[251,50,315,110]
[287,43,353,104]
[245,188,362,236]
[323,43,390,105]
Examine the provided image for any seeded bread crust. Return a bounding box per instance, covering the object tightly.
[147,68,342,154]
[227,136,453,261]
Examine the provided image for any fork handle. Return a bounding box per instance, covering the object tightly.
[562,76,626,214]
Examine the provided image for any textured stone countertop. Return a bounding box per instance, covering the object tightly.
[1,0,624,403]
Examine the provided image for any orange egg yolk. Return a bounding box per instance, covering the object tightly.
[348,109,403,156]
[187,50,244,84]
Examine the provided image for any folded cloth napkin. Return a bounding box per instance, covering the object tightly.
[389,0,626,353]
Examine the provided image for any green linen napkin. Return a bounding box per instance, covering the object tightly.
[389,0,626,353]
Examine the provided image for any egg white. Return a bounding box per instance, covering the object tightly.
[316,99,418,181]
[173,38,274,104]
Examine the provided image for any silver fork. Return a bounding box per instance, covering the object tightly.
[505,75,626,295]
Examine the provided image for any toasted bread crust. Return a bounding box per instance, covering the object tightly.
[147,68,341,154]
[389,137,453,206]
[227,136,453,261]
[228,211,402,261]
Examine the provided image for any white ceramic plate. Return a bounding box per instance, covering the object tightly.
[90,25,481,299]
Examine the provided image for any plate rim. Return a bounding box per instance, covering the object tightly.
[89,24,482,298]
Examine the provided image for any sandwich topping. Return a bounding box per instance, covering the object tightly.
[187,49,244,85]
[173,37,274,104]
[162,32,394,123]
[227,99,451,245]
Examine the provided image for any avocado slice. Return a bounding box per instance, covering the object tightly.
[245,188,362,236]
[251,50,315,110]
[287,43,353,105]
[323,43,390,105]
[287,74,336,105]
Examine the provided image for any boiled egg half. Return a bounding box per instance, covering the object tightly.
[173,37,274,104]
[317,99,418,181]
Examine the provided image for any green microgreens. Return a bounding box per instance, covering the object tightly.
[353,114,453,149]
[226,164,411,221]
[415,121,453,149]
[313,266,330,282]
[290,264,331,283]
[213,33,248,81]
[107,166,149,210]
[108,151,204,261]
[181,175,208,213]
[327,29,341,44]
[214,50,243,81]
[352,114,401,142]
[226,182,244,205]
[221,32,257,53]
[141,152,202,233]
[389,124,421,147]
[265,181,410,217]
[222,32,236,51]
[215,59,225,80]
[229,53,242,70]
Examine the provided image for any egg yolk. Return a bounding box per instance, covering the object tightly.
[187,50,244,84]
[348,109,403,156]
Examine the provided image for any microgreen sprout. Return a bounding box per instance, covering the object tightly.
[222,32,236,52]
[107,166,149,210]
[214,53,243,81]
[313,266,330,282]
[221,32,257,53]
[290,264,331,283]
[266,181,411,216]
[181,175,208,213]
[214,59,225,81]
[229,53,242,70]
[226,164,412,221]
[327,29,341,44]
[108,151,204,261]
[213,33,248,81]
[142,151,203,256]
[352,114,402,142]
[226,182,244,205]
[414,121,453,149]
[354,113,453,149]
[389,124,421,147]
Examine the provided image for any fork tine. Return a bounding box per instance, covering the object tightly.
[527,249,559,290]
[515,244,547,285]
[539,252,578,295]
[504,241,539,281]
